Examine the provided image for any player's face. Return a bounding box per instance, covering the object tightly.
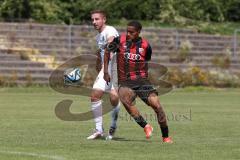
[127,26,140,42]
[91,13,106,32]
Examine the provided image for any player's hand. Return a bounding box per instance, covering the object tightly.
[104,72,111,85]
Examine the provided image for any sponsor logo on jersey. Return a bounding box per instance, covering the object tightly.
[124,52,141,60]
[139,48,144,53]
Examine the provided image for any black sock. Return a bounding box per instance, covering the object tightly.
[133,115,147,128]
[160,126,169,138]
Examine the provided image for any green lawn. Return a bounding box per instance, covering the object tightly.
[0,87,239,160]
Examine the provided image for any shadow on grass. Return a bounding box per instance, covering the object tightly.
[87,136,150,142]
[113,137,149,142]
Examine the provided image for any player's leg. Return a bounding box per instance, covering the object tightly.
[118,86,153,139]
[135,80,172,143]
[87,70,106,139]
[106,89,120,140]
[106,58,120,139]
[147,92,173,143]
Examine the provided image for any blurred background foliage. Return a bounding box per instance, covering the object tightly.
[0,0,240,24]
[0,0,240,34]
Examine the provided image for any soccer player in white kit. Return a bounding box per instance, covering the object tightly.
[87,10,120,140]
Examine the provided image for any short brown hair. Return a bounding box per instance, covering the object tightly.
[90,9,107,18]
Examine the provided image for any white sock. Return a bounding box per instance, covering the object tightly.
[91,100,103,133]
[110,102,120,129]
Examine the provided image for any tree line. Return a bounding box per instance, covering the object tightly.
[0,0,239,24]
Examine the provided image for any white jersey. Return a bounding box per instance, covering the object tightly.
[93,26,118,91]
[96,25,119,63]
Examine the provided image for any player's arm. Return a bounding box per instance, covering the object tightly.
[96,35,115,73]
[103,47,111,84]
[95,49,101,73]
[103,36,119,84]
[103,36,113,84]
[145,43,152,61]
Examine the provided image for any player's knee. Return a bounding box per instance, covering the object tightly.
[150,105,162,113]
[110,96,118,106]
[91,96,100,102]
[148,96,160,108]
[90,93,101,102]
[110,99,119,106]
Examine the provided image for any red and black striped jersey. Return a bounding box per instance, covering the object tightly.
[113,34,152,83]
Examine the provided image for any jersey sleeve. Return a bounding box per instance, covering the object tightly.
[106,26,119,40]
[106,36,120,52]
[145,43,152,61]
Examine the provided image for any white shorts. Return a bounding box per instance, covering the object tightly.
[93,58,118,92]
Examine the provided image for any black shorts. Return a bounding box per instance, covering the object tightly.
[118,79,158,105]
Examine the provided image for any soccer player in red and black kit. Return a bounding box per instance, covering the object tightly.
[104,21,173,143]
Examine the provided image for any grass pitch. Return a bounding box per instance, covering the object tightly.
[0,87,239,160]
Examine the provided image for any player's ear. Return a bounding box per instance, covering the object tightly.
[137,28,141,34]
[103,17,106,23]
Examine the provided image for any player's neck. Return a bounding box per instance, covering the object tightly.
[99,24,106,33]
[132,37,141,42]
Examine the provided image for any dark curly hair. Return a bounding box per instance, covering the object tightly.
[127,21,142,31]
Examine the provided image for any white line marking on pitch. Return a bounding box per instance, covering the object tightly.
[0,150,65,160]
